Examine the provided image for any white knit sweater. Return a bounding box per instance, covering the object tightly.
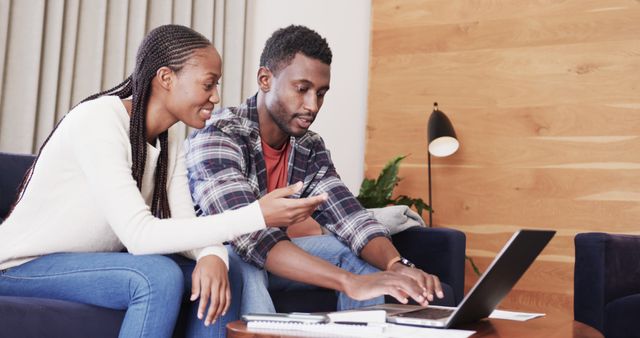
[0,96,265,270]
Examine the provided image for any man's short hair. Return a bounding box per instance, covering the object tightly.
[259,25,332,75]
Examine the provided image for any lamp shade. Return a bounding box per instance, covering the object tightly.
[428,103,459,157]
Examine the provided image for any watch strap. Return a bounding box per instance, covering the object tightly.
[386,256,416,270]
[385,256,402,270]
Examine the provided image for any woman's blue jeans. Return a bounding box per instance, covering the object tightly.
[0,252,241,338]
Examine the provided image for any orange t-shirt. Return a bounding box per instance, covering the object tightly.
[261,139,291,192]
[262,138,322,237]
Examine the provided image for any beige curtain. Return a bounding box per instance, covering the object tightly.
[0,0,247,154]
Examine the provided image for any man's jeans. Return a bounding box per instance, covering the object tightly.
[227,235,384,315]
[0,252,240,338]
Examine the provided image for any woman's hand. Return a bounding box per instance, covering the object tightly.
[258,182,328,227]
[190,255,230,326]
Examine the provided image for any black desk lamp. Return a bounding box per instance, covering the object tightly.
[427,102,459,227]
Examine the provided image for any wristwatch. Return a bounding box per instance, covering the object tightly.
[398,256,416,269]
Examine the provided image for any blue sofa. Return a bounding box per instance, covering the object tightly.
[574,232,640,338]
[0,151,466,337]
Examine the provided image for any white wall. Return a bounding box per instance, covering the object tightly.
[242,0,371,194]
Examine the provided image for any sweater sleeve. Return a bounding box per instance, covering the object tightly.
[165,127,229,267]
[64,100,265,256]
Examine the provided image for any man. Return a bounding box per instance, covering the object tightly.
[184,25,444,314]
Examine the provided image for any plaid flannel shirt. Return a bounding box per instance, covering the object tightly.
[184,95,389,268]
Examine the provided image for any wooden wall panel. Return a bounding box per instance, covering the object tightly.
[367,0,640,315]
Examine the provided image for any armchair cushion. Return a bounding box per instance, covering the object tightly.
[574,232,640,336]
[392,226,466,305]
[604,294,640,338]
[0,295,123,337]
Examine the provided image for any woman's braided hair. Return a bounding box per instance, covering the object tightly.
[11,24,212,219]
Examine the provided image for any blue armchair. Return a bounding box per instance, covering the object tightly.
[0,151,466,337]
[574,232,640,338]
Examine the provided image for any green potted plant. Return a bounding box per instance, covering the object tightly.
[357,155,481,276]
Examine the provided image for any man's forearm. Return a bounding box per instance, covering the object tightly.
[359,236,401,271]
[264,237,438,306]
[264,241,352,291]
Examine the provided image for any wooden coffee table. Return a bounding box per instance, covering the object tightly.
[227,315,603,338]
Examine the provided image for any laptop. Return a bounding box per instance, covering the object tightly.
[364,229,555,328]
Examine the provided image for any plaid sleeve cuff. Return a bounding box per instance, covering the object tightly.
[344,210,391,255]
[231,228,291,268]
[309,174,390,256]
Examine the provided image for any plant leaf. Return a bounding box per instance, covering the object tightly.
[358,178,376,197]
[357,178,387,208]
[393,195,432,217]
[466,255,482,276]
[357,155,406,208]
[375,155,405,201]
[357,154,433,215]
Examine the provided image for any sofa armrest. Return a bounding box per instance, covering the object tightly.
[574,232,640,332]
[391,226,466,305]
[0,296,124,338]
[0,152,36,220]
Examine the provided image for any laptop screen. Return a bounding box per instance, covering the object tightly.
[446,229,555,327]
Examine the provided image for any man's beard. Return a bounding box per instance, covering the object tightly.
[268,108,313,138]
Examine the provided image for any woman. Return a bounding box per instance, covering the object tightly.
[0,24,326,337]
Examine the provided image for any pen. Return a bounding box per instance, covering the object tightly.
[332,321,368,326]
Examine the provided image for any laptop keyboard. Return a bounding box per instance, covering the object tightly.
[396,307,455,320]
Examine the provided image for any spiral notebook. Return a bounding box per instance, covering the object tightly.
[244,310,385,337]
[246,321,385,337]
[244,310,475,338]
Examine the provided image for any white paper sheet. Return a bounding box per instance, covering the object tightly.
[326,310,387,323]
[373,324,475,338]
[489,309,546,321]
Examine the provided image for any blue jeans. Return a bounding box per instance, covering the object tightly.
[0,252,240,338]
[0,253,182,337]
[168,254,241,338]
[228,235,384,315]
